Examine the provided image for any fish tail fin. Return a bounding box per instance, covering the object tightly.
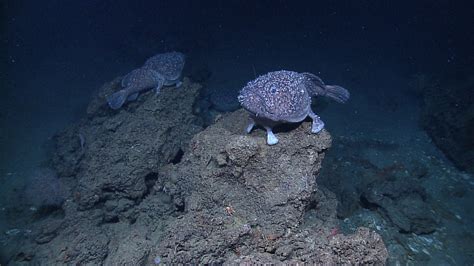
[323,85,350,103]
[302,72,350,103]
[302,72,325,97]
[106,89,128,109]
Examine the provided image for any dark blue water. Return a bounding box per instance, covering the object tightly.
[1,1,473,264]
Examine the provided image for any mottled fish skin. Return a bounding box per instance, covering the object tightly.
[238,70,311,123]
[107,68,164,110]
[238,70,349,145]
[122,68,164,93]
[143,51,185,85]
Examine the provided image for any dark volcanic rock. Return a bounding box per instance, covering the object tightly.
[51,77,204,211]
[362,178,439,234]
[327,227,388,264]
[9,90,387,264]
[318,137,439,235]
[421,77,474,174]
[150,109,388,264]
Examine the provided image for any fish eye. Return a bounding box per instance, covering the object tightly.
[270,86,277,94]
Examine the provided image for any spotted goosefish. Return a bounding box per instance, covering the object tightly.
[238,70,350,145]
[143,51,185,87]
[107,52,185,110]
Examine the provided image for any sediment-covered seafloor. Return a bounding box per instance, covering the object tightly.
[2,78,387,264]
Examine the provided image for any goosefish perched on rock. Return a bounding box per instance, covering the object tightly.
[143,51,185,87]
[107,51,185,110]
[107,68,165,110]
[238,70,350,145]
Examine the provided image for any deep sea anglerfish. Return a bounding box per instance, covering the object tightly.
[238,70,350,145]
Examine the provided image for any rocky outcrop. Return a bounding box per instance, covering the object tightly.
[361,177,439,234]
[51,77,204,212]
[149,110,387,264]
[5,80,388,264]
[319,136,439,235]
[421,76,474,174]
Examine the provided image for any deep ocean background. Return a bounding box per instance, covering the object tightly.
[1,1,473,172]
[1,0,473,264]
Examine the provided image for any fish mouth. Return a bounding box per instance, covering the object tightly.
[238,92,284,122]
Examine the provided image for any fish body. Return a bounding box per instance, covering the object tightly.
[107,52,185,110]
[143,51,185,86]
[107,68,164,110]
[238,70,349,145]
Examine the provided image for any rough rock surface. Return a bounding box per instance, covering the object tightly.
[52,77,203,211]
[361,178,439,234]
[421,77,474,174]
[316,135,454,264]
[149,109,387,264]
[4,83,388,264]
[319,136,439,235]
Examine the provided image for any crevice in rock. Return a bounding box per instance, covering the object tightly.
[171,149,184,165]
[173,196,185,212]
[359,195,379,211]
[102,187,127,195]
[144,172,159,197]
[107,216,120,223]
[102,216,120,224]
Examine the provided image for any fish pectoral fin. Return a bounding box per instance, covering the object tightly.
[107,89,128,110]
[127,92,139,102]
[265,127,279,145]
[309,111,325,133]
[246,119,256,134]
[155,79,165,95]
